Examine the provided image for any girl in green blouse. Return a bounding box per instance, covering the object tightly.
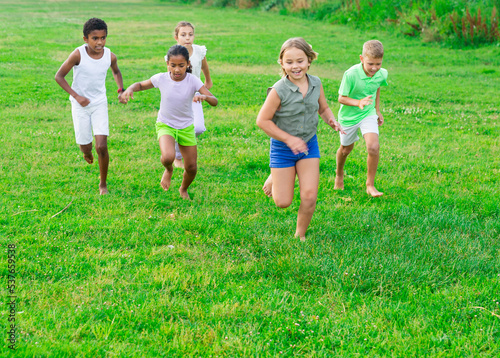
[256,38,345,241]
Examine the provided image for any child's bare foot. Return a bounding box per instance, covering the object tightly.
[160,169,173,191]
[294,232,306,242]
[179,188,191,200]
[334,174,344,190]
[262,175,273,197]
[83,153,94,164]
[99,184,109,195]
[366,185,383,197]
[174,159,184,169]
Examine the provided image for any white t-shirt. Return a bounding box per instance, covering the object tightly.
[150,72,204,129]
[70,44,111,107]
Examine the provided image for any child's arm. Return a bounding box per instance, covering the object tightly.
[338,94,373,110]
[120,79,154,104]
[55,50,90,107]
[256,88,308,155]
[201,58,213,90]
[318,85,346,134]
[375,87,384,125]
[194,86,218,107]
[110,53,125,100]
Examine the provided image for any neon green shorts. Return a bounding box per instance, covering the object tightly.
[155,122,197,146]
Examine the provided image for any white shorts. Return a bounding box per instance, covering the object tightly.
[71,101,109,145]
[193,93,206,136]
[175,96,206,160]
[339,115,379,146]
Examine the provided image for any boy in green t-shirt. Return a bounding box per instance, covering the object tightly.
[334,40,388,197]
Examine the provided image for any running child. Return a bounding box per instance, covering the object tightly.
[334,40,388,197]
[55,17,125,195]
[120,45,217,200]
[172,21,213,169]
[256,38,345,241]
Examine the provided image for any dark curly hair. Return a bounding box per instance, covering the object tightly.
[165,45,192,73]
[83,18,108,38]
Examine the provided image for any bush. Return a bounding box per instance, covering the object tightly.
[304,0,500,46]
[448,6,500,45]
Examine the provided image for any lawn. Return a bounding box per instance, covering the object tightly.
[1,0,499,356]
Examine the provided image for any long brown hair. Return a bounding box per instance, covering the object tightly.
[174,21,194,38]
[278,37,318,76]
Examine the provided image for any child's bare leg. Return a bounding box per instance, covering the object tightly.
[79,143,94,164]
[178,145,198,200]
[174,142,184,169]
[269,167,296,209]
[173,159,184,168]
[159,135,176,191]
[262,174,273,197]
[364,133,383,197]
[335,143,354,190]
[295,159,319,241]
[94,135,109,195]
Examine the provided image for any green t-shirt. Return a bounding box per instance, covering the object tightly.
[338,63,388,127]
[271,74,321,143]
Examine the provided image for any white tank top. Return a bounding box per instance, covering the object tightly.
[70,44,111,107]
[189,44,207,80]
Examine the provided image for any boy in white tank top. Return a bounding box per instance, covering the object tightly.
[55,18,125,195]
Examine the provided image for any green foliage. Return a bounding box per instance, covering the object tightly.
[168,0,500,46]
[300,0,500,46]
[448,6,500,45]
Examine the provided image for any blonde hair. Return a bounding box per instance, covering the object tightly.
[278,37,318,76]
[174,21,194,37]
[362,40,384,58]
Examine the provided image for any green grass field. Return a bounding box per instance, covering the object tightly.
[1,0,500,356]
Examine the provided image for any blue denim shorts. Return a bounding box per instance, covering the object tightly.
[270,134,321,168]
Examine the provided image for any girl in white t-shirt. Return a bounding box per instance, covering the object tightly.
[172,21,213,168]
[121,45,218,200]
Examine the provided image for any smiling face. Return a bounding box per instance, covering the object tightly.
[360,55,383,77]
[280,47,310,82]
[175,26,195,47]
[84,29,107,56]
[167,54,189,81]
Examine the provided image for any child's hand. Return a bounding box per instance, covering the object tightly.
[328,118,346,134]
[204,80,213,90]
[193,94,206,103]
[120,90,134,104]
[358,96,373,110]
[76,95,90,107]
[377,111,384,126]
[286,136,308,155]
